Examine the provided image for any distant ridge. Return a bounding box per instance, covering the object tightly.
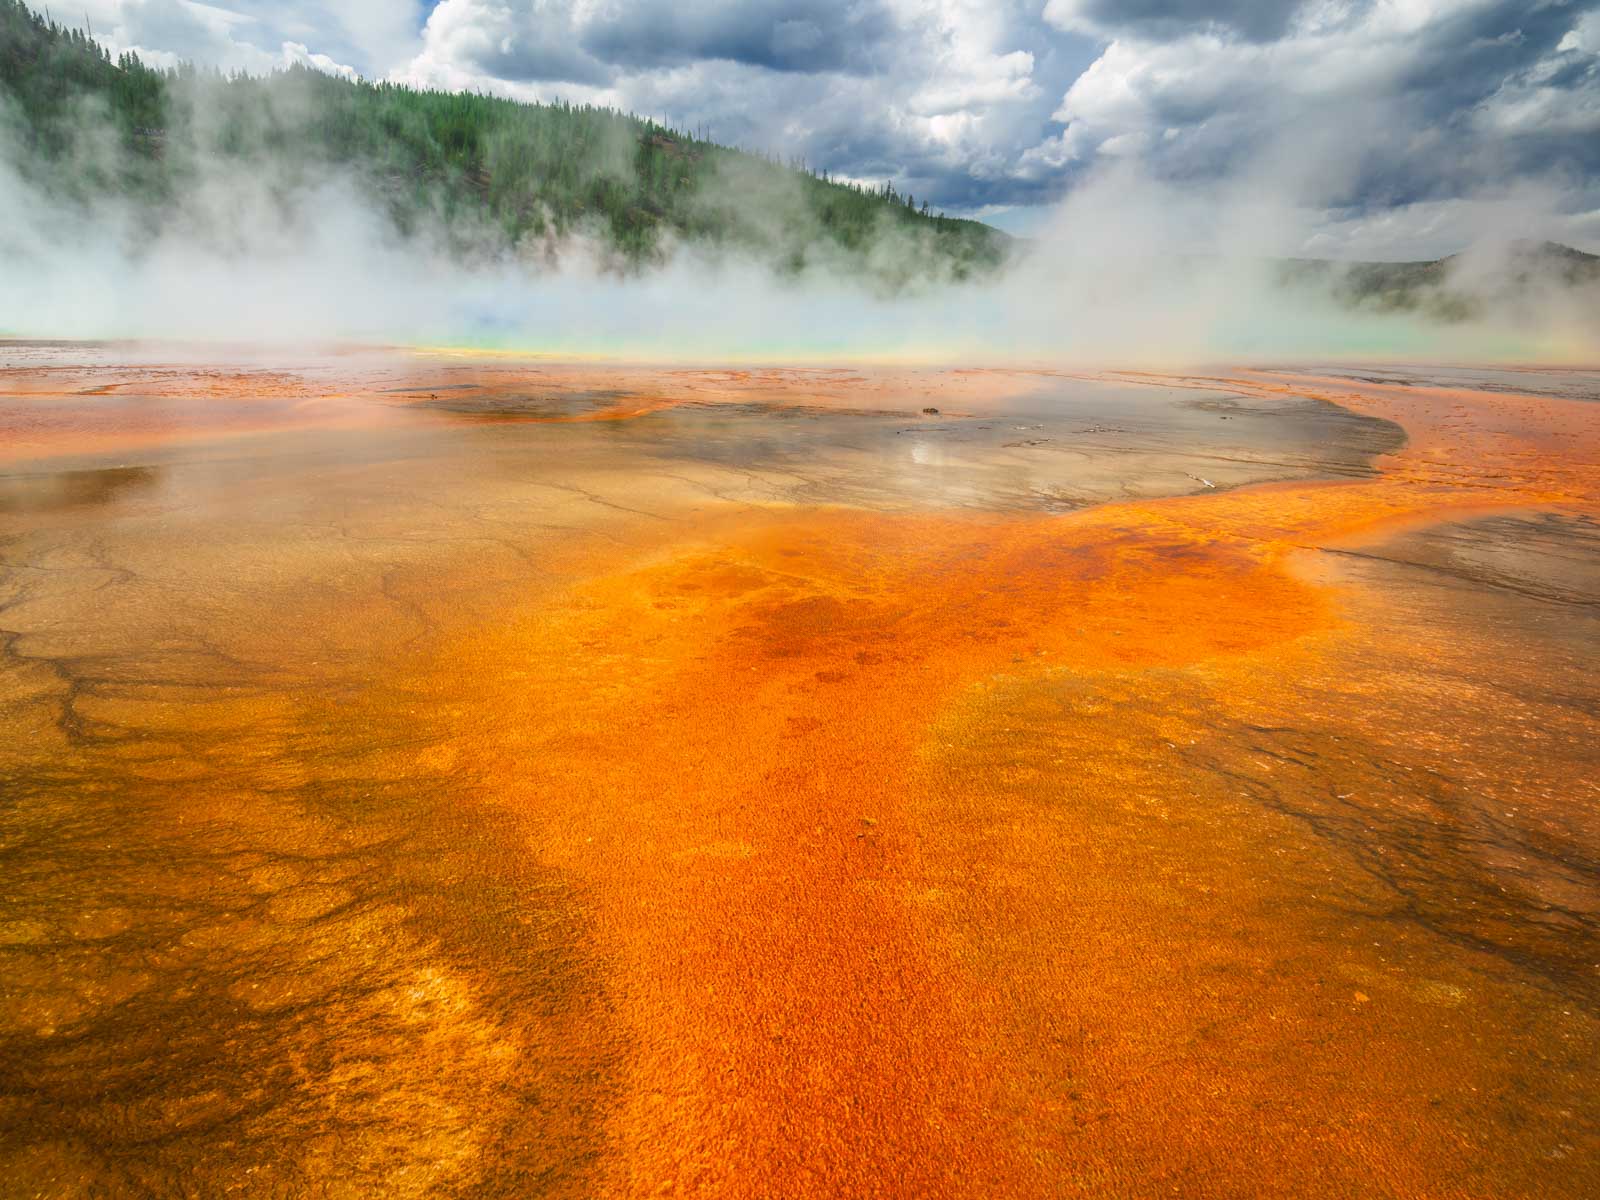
[1278,240,1600,318]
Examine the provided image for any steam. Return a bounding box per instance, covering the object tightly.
[0,71,1595,365]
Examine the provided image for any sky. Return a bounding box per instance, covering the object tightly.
[64,0,1600,257]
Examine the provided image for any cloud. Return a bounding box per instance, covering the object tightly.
[402,0,610,87]
[1043,0,1312,43]
[396,0,908,94]
[578,1,899,74]
[54,0,1600,252]
[73,1,412,77]
[1028,1,1600,239]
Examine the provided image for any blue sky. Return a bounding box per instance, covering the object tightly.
[68,1,1600,254]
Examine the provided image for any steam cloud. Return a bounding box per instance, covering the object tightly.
[1,70,1595,366]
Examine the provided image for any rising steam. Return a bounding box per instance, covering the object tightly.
[0,70,1595,365]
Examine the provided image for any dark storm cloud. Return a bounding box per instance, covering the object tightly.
[1037,0,1600,214]
[1111,1,1586,153]
[460,39,610,87]
[1059,0,1315,42]
[1385,3,1600,200]
[1393,1,1580,109]
[579,1,899,74]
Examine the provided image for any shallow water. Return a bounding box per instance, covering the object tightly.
[0,344,1595,1197]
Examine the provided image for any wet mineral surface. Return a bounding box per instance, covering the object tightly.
[0,344,1595,1197]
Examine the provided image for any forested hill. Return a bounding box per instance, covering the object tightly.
[0,0,1007,286]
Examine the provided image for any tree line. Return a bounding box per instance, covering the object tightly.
[0,0,1008,286]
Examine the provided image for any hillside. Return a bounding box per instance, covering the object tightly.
[1277,240,1600,320]
[0,0,1007,287]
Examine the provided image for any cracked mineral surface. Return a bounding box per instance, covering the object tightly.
[0,344,1596,1197]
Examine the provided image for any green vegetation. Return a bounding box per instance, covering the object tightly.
[0,0,1007,286]
[1277,240,1600,321]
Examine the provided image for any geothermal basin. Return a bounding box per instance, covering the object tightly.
[0,343,1596,1197]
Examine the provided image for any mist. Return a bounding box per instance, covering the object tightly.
[1,69,1595,366]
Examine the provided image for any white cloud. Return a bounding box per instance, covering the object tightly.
[75,1,404,78]
[1026,0,1600,227]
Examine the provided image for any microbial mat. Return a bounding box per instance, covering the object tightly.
[0,346,1596,1197]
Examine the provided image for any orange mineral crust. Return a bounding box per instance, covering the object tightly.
[406,514,1336,1195]
[0,348,1043,464]
[0,351,1596,1198]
